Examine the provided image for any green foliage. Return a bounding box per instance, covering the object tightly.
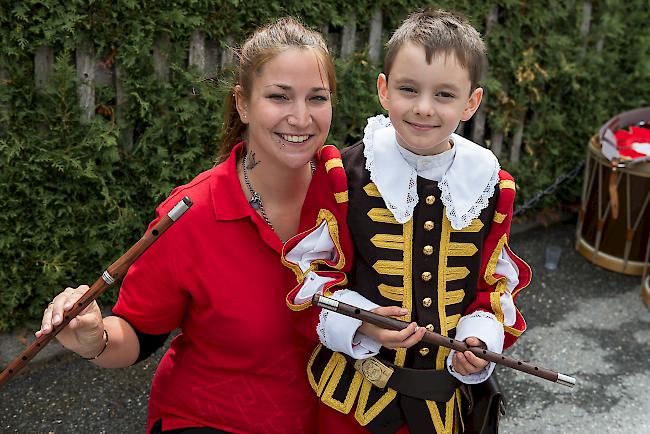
[1,0,649,329]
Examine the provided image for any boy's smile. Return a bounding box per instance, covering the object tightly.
[377,42,482,156]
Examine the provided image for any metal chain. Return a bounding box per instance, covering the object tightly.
[513,160,585,217]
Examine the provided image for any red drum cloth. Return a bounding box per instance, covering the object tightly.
[113,141,345,434]
[614,125,650,160]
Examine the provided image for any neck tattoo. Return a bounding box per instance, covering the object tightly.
[242,151,316,240]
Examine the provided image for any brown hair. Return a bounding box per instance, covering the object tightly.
[217,18,336,163]
[384,9,487,91]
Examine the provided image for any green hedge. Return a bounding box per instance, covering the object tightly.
[1,0,649,329]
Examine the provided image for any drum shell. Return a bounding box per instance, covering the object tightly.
[576,137,650,275]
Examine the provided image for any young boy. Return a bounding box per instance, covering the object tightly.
[282,9,531,434]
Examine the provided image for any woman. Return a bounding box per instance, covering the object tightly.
[36,18,339,434]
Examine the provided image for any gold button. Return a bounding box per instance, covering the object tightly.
[425,324,434,332]
[424,221,434,231]
[419,347,430,356]
[425,195,435,205]
[423,245,433,255]
[421,272,432,282]
[422,297,432,308]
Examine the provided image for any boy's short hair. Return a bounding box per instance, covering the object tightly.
[384,9,487,91]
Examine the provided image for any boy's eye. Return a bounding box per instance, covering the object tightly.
[398,86,416,94]
[436,91,455,98]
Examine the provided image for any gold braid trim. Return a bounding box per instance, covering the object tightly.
[490,292,504,323]
[325,158,343,172]
[425,392,457,434]
[320,353,364,413]
[363,182,381,197]
[483,234,508,286]
[334,191,349,203]
[493,212,506,224]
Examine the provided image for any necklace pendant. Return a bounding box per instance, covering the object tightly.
[249,193,262,210]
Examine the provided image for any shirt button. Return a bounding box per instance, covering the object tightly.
[425,195,435,205]
[421,272,432,282]
[419,347,430,356]
[424,221,434,231]
[423,245,433,255]
[425,324,434,332]
[422,297,432,308]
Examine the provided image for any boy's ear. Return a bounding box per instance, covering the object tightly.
[461,87,483,122]
[234,85,249,124]
[377,73,390,110]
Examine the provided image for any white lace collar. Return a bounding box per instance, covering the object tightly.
[362,115,501,230]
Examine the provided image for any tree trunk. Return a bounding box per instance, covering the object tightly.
[189,30,206,73]
[153,34,170,82]
[34,45,54,90]
[341,14,357,58]
[76,36,96,124]
[368,8,383,64]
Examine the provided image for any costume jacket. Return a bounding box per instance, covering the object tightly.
[281,116,531,434]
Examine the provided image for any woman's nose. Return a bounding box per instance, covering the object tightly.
[287,103,311,128]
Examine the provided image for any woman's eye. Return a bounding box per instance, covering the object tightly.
[311,95,330,103]
[268,94,289,101]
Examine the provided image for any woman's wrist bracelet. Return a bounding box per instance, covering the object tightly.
[81,329,109,360]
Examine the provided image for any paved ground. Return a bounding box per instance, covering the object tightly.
[1,221,649,433]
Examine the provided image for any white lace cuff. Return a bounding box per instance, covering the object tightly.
[446,311,504,384]
[317,289,381,359]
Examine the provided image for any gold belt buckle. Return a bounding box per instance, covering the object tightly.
[353,357,394,389]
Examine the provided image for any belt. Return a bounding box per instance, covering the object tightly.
[346,355,459,402]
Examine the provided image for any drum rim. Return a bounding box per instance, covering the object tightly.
[589,135,650,177]
[576,236,649,276]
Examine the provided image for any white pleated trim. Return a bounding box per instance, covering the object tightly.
[362,115,501,230]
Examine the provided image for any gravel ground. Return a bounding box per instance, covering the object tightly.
[1,222,649,434]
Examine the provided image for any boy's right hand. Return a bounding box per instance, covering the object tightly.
[358,306,425,349]
[35,284,106,359]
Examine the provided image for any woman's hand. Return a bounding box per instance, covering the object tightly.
[451,337,489,376]
[357,306,425,349]
[35,285,106,359]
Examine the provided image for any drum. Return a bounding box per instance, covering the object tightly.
[575,136,650,276]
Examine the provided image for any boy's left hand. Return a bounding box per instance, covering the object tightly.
[451,336,489,376]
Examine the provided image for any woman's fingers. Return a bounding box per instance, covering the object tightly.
[36,285,91,336]
[38,302,55,335]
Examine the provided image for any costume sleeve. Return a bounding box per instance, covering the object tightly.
[281,145,356,345]
[446,170,532,383]
[112,193,190,335]
[317,289,381,358]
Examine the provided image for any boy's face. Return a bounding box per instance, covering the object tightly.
[377,42,482,155]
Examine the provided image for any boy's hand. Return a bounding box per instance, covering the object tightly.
[451,336,489,376]
[358,306,425,349]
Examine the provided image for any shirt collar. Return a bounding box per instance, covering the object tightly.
[211,141,254,221]
[396,140,456,181]
[362,114,500,229]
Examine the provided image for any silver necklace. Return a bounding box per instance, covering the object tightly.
[242,152,315,234]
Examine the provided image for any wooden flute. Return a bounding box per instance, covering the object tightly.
[312,293,576,388]
[0,196,193,389]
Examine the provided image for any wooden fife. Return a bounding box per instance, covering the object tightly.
[312,293,576,388]
[0,196,193,389]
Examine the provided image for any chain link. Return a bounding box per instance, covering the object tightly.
[513,160,585,217]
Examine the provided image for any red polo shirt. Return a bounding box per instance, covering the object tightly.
[113,142,334,433]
